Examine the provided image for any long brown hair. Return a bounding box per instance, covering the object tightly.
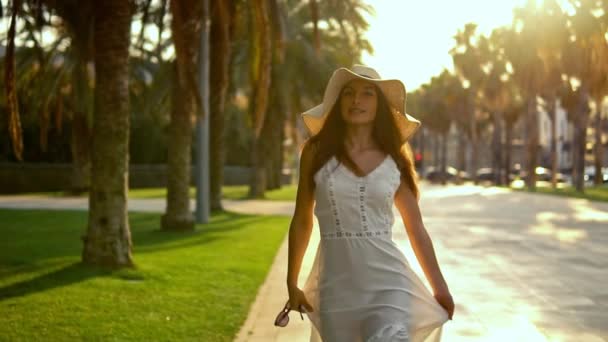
[302,82,421,200]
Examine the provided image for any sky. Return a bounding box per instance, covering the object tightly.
[361,0,529,91]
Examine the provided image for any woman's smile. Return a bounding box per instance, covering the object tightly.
[349,107,366,115]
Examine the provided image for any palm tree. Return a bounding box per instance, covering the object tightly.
[48,0,95,193]
[11,0,95,191]
[450,23,486,184]
[2,0,135,266]
[535,0,568,189]
[406,90,427,173]
[161,0,202,231]
[82,0,134,267]
[273,0,373,188]
[442,82,472,181]
[503,92,526,186]
[480,29,511,185]
[503,5,547,191]
[425,71,454,185]
[558,75,591,191]
[5,0,23,161]
[5,24,72,161]
[561,0,607,191]
[5,0,166,193]
[209,0,234,210]
[587,13,608,186]
[247,0,273,198]
[246,0,373,198]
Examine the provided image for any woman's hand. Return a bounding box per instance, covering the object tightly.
[433,290,454,320]
[287,285,314,313]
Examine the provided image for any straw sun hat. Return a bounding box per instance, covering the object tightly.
[301,64,421,145]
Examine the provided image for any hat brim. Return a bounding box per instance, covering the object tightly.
[301,68,421,145]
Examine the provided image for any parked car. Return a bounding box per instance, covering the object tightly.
[584,166,608,184]
[476,168,497,182]
[516,166,573,184]
[536,166,552,182]
[520,166,553,182]
[555,172,571,184]
[425,166,468,183]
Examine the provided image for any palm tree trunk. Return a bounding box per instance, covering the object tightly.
[525,96,538,191]
[505,121,513,186]
[162,62,195,230]
[70,110,91,193]
[593,96,605,185]
[573,90,591,192]
[264,67,287,190]
[69,46,93,194]
[467,93,479,185]
[457,125,466,177]
[548,97,558,188]
[440,132,447,185]
[260,108,285,190]
[5,0,23,161]
[57,0,95,194]
[162,0,202,230]
[572,120,581,190]
[265,127,283,190]
[470,116,479,185]
[248,0,272,198]
[209,0,232,211]
[492,111,503,185]
[419,127,426,175]
[574,117,587,191]
[82,0,133,267]
[249,138,267,198]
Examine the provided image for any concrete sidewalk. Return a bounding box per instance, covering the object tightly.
[234,220,319,342]
[0,195,293,216]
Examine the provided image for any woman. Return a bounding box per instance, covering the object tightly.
[286,65,455,341]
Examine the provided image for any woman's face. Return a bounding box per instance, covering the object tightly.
[339,79,378,126]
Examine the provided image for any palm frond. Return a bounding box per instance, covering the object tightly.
[5,0,23,161]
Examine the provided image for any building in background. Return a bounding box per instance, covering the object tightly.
[537,99,574,172]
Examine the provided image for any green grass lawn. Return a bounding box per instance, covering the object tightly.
[128,185,298,201]
[504,183,608,203]
[0,209,289,341]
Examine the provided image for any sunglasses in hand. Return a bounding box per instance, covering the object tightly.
[274,300,305,327]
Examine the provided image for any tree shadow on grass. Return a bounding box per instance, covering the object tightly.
[132,210,273,253]
[0,209,265,263]
[0,209,285,301]
[0,261,111,302]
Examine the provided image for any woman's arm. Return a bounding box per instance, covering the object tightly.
[393,180,449,295]
[286,142,316,289]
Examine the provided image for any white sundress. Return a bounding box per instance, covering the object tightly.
[302,155,449,342]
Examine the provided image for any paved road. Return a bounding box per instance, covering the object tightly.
[1,184,607,341]
[417,185,608,341]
